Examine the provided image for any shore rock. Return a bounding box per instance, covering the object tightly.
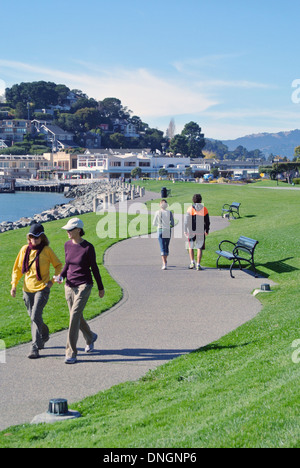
[0,181,138,233]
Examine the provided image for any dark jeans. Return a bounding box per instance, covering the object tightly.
[23,287,50,351]
[158,231,171,256]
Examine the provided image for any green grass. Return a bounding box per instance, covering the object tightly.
[1,181,300,447]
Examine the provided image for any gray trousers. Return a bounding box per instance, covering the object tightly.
[23,287,50,352]
[65,283,94,359]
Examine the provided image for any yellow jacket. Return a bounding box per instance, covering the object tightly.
[12,245,63,293]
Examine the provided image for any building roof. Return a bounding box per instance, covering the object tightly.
[41,124,74,137]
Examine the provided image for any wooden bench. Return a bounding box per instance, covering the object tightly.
[222,202,241,219]
[216,236,259,278]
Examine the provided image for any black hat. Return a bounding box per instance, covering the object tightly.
[29,223,45,237]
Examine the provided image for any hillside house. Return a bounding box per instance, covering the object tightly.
[0,120,31,144]
[32,121,75,152]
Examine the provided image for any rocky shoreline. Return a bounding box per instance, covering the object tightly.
[0,180,135,233]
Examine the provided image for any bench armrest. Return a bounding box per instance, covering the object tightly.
[222,204,231,209]
[218,240,236,251]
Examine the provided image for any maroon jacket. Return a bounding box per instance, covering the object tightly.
[61,240,104,291]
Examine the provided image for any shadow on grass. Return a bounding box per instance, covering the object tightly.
[258,257,299,275]
[194,341,256,354]
[216,257,298,278]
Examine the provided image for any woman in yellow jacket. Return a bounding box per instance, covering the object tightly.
[11,223,62,359]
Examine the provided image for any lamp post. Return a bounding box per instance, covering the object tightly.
[272,158,280,186]
[274,158,280,186]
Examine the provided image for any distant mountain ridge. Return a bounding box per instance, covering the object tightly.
[222,129,300,159]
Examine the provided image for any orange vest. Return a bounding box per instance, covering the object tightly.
[187,205,208,217]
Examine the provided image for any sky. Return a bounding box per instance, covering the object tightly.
[1,0,300,140]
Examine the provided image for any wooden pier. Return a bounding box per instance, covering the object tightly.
[15,183,66,193]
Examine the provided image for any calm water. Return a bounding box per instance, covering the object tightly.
[0,192,68,223]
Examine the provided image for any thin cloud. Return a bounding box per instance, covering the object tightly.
[196,79,278,90]
[0,60,218,118]
[204,107,300,121]
[173,53,245,73]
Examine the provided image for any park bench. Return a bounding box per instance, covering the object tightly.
[222,202,241,219]
[216,236,259,278]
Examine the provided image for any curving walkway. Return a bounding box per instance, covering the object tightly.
[0,194,266,431]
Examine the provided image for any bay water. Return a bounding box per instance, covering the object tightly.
[0,192,68,223]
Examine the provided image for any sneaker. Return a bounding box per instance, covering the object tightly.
[65,356,77,365]
[28,349,40,359]
[196,264,203,271]
[189,262,195,269]
[85,333,98,353]
[162,264,167,270]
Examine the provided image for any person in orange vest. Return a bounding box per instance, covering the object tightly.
[184,194,210,270]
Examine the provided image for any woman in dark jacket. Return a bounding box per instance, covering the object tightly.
[55,218,105,364]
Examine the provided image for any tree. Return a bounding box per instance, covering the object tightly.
[99,98,131,120]
[294,146,300,161]
[131,167,142,178]
[14,102,28,119]
[5,81,70,108]
[166,118,176,140]
[144,128,165,152]
[169,134,188,155]
[210,167,219,178]
[181,121,205,158]
[109,133,126,148]
[158,168,168,177]
[71,97,98,113]
[185,167,193,178]
[74,108,101,131]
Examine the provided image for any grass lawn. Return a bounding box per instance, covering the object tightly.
[0,180,300,447]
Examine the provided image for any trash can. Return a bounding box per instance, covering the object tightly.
[161,187,168,198]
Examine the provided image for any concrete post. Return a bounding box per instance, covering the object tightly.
[102,194,109,210]
[109,192,116,205]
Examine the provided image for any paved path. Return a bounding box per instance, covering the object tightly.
[0,193,267,431]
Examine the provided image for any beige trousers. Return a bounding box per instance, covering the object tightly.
[65,283,94,359]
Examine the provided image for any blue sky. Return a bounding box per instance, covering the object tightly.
[1,0,300,140]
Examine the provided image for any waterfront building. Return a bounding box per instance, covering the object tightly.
[73,150,190,179]
[0,154,50,178]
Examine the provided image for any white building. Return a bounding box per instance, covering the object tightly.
[74,150,190,179]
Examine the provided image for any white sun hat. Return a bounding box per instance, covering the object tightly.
[62,218,84,231]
